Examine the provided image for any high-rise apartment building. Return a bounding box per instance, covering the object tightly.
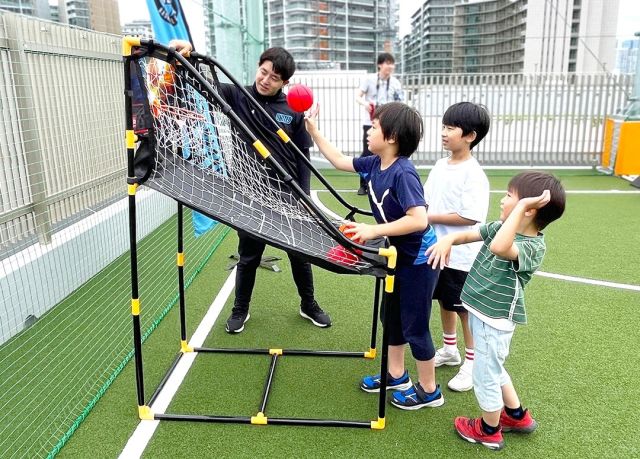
[265,0,399,71]
[403,0,619,74]
[402,0,453,74]
[0,0,51,20]
[57,0,120,34]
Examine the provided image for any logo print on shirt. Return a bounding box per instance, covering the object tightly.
[369,186,390,223]
[275,113,293,124]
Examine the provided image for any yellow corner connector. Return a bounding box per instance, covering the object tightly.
[122,36,141,57]
[269,348,283,356]
[364,348,376,359]
[128,183,138,196]
[251,412,268,425]
[371,417,385,430]
[126,130,138,149]
[131,298,140,316]
[276,128,291,143]
[177,252,185,267]
[138,405,154,420]
[180,340,193,353]
[384,275,395,293]
[252,140,271,159]
[378,246,397,269]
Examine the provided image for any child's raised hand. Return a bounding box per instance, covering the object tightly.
[426,239,452,270]
[304,103,320,135]
[520,189,551,211]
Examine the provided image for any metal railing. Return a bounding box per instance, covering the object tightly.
[0,12,123,254]
[292,71,633,166]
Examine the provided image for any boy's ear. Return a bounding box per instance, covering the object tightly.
[464,130,477,145]
[387,134,397,144]
[524,208,537,218]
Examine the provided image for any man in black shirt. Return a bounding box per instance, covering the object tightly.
[170,41,331,333]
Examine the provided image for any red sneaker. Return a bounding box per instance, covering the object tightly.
[500,409,538,433]
[454,416,505,451]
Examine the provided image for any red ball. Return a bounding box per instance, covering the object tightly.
[327,245,359,266]
[286,84,314,112]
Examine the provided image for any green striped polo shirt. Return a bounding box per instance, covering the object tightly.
[461,221,546,324]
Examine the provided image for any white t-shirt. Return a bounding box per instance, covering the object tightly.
[358,74,403,126]
[424,156,490,272]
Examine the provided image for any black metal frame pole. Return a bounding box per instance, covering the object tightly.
[377,304,390,422]
[148,352,184,407]
[123,52,145,408]
[376,248,397,425]
[177,202,187,346]
[369,278,382,352]
[258,353,279,415]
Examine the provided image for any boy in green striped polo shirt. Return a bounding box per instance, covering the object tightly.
[426,171,566,450]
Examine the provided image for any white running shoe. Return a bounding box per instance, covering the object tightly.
[447,364,473,392]
[434,347,462,367]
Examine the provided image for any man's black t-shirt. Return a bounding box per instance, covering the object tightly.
[218,83,313,193]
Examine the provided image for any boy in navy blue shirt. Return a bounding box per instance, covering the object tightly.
[305,102,444,410]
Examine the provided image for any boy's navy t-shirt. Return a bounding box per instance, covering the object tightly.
[353,155,435,264]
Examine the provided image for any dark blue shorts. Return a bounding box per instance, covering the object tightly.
[381,262,440,361]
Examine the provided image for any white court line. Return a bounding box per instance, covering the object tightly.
[310,190,640,292]
[119,268,236,459]
[534,271,640,292]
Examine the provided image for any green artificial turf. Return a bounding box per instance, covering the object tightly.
[54,171,640,458]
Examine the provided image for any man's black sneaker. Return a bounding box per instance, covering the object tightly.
[225,308,250,333]
[357,186,367,196]
[300,300,332,327]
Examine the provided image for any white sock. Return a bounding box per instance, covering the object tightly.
[463,348,475,369]
[443,333,457,354]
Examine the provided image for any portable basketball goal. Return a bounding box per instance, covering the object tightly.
[123,37,399,430]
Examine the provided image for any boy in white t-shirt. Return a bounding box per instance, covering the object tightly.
[423,102,490,392]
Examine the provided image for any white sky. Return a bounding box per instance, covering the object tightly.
[116,0,639,49]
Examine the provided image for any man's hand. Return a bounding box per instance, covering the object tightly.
[169,39,192,57]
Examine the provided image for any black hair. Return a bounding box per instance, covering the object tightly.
[374,102,423,157]
[259,47,295,82]
[508,171,566,230]
[442,102,490,149]
[377,52,395,66]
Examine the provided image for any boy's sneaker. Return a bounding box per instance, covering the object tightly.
[357,185,367,196]
[360,370,412,393]
[500,409,538,433]
[300,300,332,327]
[434,347,462,367]
[448,364,473,392]
[455,416,505,451]
[390,383,444,410]
[225,308,250,333]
